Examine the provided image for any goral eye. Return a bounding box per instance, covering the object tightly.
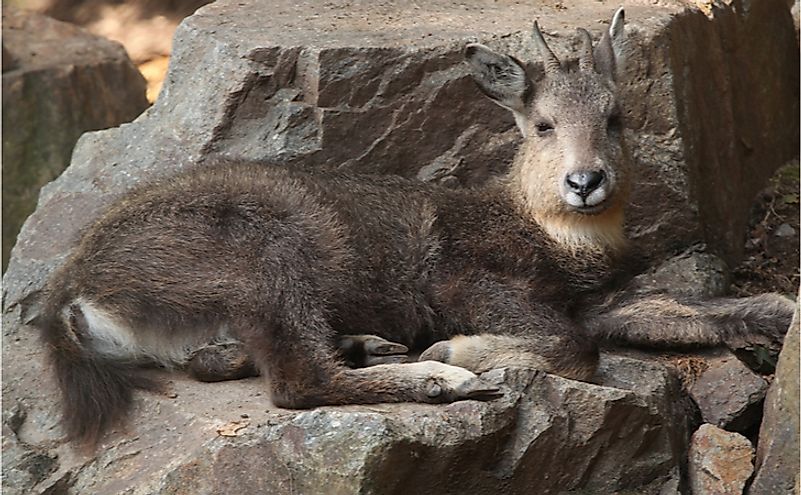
[535,122,554,135]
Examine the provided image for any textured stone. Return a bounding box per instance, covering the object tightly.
[665,0,799,265]
[628,249,731,299]
[774,223,795,238]
[688,423,755,495]
[1,7,148,271]
[688,351,768,432]
[749,303,800,494]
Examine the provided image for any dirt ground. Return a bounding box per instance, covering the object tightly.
[731,160,800,298]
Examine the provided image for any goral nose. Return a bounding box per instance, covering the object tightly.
[565,170,606,199]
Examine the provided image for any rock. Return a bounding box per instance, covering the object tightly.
[688,351,768,433]
[2,423,59,491]
[2,44,17,72]
[0,306,696,495]
[629,249,731,299]
[688,423,755,495]
[748,303,800,494]
[1,7,148,271]
[661,0,799,265]
[31,0,214,101]
[774,223,796,238]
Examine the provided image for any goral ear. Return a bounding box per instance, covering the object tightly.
[464,43,533,135]
[594,7,626,82]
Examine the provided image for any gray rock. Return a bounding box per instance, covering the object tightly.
[749,302,800,494]
[33,0,214,64]
[774,223,796,238]
[688,351,768,433]
[688,423,755,495]
[1,7,148,272]
[1,424,58,492]
[629,249,731,299]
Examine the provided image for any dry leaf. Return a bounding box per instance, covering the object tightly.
[216,420,250,437]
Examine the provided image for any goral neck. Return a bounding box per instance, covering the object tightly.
[506,166,628,255]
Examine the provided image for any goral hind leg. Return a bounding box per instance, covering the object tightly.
[187,340,260,382]
[186,332,411,383]
[232,302,502,408]
[420,333,598,381]
[425,271,600,381]
[584,292,795,354]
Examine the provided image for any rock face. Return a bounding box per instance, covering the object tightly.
[666,0,799,265]
[688,351,768,433]
[749,303,800,494]
[688,423,755,495]
[628,249,731,299]
[1,0,798,493]
[1,7,148,272]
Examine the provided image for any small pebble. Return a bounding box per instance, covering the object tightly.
[774,223,796,237]
[241,413,249,419]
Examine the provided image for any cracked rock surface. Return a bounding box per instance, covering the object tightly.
[688,424,755,495]
[688,351,768,433]
[749,304,800,494]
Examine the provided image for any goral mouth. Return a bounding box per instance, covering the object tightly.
[569,202,610,215]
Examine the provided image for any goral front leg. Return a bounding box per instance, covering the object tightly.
[712,293,796,371]
[338,361,504,403]
[717,293,795,352]
[337,334,410,368]
[420,333,598,381]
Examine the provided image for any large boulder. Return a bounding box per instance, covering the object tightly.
[688,351,769,433]
[1,7,148,272]
[2,0,798,493]
[749,303,800,494]
[662,0,798,265]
